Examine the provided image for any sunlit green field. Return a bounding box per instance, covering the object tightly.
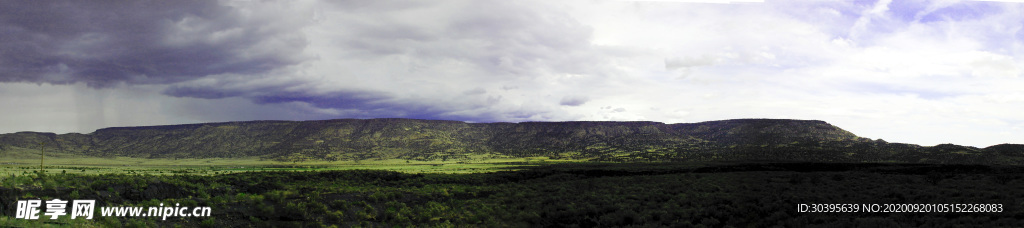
[0,147,588,176]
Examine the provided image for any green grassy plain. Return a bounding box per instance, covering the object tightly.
[0,147,588,176]
[7,145,1020,227]
[2,162,1021,227]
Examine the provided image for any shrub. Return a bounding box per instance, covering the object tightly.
[200,217,216,228]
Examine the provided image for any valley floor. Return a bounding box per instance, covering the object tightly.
[0,153,585,176]
[1,162,1022,227]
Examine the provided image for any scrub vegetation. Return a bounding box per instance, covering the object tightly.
[1,162,1021,227]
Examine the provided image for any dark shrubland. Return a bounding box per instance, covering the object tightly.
[2,162,1021,227]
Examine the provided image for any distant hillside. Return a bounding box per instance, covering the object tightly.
[0,118,1021,164]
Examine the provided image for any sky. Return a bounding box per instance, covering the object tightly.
[0,0,1022,147]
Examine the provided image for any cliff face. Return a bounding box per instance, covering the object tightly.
[0,118,1018,164]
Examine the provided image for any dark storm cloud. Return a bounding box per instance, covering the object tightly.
[163,84,246,99]
[0,0,310,87]
[251,90,393,110]
[159,0,615,123]
[1,0,613,124]
[250,90,471,121]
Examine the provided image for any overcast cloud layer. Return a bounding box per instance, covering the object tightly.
[1,0,1022,147]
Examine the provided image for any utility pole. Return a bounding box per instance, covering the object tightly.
[39,142,45,174]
